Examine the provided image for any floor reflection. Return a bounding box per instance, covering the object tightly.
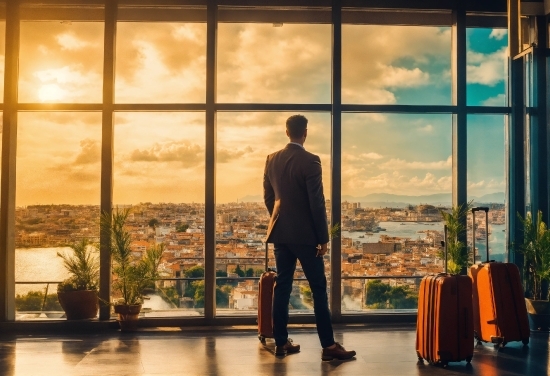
[0,326,547,375]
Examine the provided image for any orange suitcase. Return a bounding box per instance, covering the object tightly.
[258,243,275,344]
[470,207,530,347]
[416,226,474,366]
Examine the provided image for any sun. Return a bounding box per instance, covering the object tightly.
[38,83,66,102]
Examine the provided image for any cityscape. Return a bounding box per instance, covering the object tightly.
[15,201,505,315]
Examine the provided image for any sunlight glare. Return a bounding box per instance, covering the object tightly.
[38,84,66,102]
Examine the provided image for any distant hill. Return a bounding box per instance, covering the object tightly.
[239,195,263,203]
[238,192,504,206]
[473,192,505,204]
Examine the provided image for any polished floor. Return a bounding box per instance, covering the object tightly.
[0,324,548,376]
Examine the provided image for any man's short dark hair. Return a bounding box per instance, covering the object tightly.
[286,115,308,139]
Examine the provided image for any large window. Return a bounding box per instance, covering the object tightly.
[467,28,508,106]
[15,112,101,320]
[467,115,506,263]
[113,112,205,317]
[341,113,451,312]
[215,112,331,315]
[19,22,104,103]
[342,25,451,105]
[218,23,331,103]
[115,22,206,103]
[0,4,515,323]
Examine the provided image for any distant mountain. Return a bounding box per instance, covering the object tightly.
[239,192,504,206]
[343,192,505,207]
[473,192,505,204]
[239,195,263,203]
[342,193,452,206]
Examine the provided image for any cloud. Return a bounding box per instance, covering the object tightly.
[115,23,206,102]
[129,141,204,167]
[418,124,434,133]
[56,33,90,50]
[377,65,429,88]
[468,179,505,190]
[467,47,507,86]
[379,156,452,171]
[19,22,104,102]
[217,146,254,163]
[482,94,506,106]
[74,139,100,165]
[342,168,451,194]
[217,23,331,103]
[342,26,450,102]
[489,29,507,40]
[360,152,383,160]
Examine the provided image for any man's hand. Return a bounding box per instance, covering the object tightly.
[316,243,328,257]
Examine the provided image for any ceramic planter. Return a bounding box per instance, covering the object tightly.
[114,304,142,331]
[57,290,99,320]
[525,298,550,332]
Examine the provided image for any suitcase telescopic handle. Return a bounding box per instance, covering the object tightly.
[471,207,490,263]
[265,242,268,271]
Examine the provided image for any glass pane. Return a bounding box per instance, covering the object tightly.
[216,112,331,315]
[0,21,6,102]
[467,115,506,262]
[342,278,419,312]
[19,22,104,103]
[114,112,205,316]
[217,24,331,103]
[15,112,102,320]
[115,23,206,103]
[341,113,451,312]
[467,28,508,106]
[342,26,451,105]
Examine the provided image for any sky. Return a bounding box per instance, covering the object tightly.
[7,21,508,206]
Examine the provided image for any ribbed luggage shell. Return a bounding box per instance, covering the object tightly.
[470,262,530,345]
[416,274,474,365]
[470,207,530,346]
[258,271,276,341]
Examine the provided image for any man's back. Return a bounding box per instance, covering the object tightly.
[263,143,329,246]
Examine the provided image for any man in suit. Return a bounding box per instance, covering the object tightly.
[263,114,356,360]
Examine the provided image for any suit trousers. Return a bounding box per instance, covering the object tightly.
[272,243,335,348]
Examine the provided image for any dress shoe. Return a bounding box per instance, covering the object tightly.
[321,342,356,361]
[275,338,300,356]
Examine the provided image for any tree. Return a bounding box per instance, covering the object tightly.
[184,265,205,278]
[388,286,418,309]
[148,218,159,229]
[176,224,189,233]
[300,285,312,302]
[233,265,245,277]
[188,280,230,308]
[15,290,62,311]
[365,280,391,306]
[245,268,254,277]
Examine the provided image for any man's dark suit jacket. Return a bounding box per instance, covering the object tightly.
[263,143,329,246]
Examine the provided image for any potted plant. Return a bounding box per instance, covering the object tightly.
[101,208,164,331]
[439,202,472,274]
[57,238,99,320]
[517,210,550,331]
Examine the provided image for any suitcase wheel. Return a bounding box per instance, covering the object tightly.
[476,340,483,346]
[522,338,529,346]
[466,355,472,364]
[258,335,266,345]
[416,351,423,361]
[441,361,448,368]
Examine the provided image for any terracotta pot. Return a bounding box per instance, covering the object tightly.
[57,290,99,320]
[114,304,142,331]
[525,298,550,332]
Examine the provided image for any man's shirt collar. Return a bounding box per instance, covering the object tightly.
[288,142,305,150]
